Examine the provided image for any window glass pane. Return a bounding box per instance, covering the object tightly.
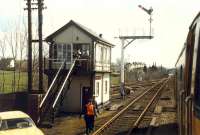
[57,44,62,62]
[180,65,183,81]
[0,120,7,130]
[67,44,71,50]
[66,44,71,62]
[0,118,34,130]
[96,46,101,62]
[57,44,62,52]
[107,48,110,63]
[53,44,57,59]
[63,44,67,60]
[101,47,104,63]
[96,82,99,97]
[105,81,108,94]
[82,44,89,56]
[104,48,107,63]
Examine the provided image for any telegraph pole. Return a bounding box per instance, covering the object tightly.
[38,0,43,92]
[25,0,46,93]
[25,0,33,92]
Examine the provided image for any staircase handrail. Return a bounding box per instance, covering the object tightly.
[39,60,66,109]
[52,59,77,109]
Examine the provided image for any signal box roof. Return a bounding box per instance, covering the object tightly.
[46,20,115,47]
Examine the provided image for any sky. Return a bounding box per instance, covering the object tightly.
[0,0,200,68]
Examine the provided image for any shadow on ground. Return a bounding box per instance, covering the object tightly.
[115,123,178,135]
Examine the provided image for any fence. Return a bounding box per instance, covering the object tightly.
[0,70,27,93]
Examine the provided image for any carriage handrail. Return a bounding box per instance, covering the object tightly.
[39,60,66,108]
[52,59,77,108]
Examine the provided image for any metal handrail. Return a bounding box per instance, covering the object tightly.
[185,95,193,135]
[39,60,66,108]
[179,90,185,135]
[52,59,77,108]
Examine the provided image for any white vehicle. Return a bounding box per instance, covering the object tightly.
[0,111,44,135]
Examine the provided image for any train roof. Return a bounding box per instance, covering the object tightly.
[189,12,200,30]
[175,12,200,67]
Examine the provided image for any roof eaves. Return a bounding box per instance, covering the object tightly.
[45,20,115,47]
[96,39,115,47]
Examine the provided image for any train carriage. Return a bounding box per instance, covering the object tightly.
[175,12,200,135]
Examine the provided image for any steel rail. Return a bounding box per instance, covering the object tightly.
[127,78,169,135]
[92,78,167,135]
[111,79,160,89]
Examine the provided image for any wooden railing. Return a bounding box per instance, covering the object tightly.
[44,58,91,72]
[38,60,66,124]
[52,59,76,109]
[38,59,76,125]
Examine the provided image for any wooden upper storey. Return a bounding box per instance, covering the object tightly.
[45,20,115,73]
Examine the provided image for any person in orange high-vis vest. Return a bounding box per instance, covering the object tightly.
[84,99,95,134]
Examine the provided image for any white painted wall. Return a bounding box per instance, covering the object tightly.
[94,73,102,105]
[94,73,110,105]
[95,43,111,72]
[102,73,110,103]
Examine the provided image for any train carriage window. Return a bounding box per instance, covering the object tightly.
[194,29,200,119]
[180,65,183,81]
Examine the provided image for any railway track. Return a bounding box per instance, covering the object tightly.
[92,78,169,135]
[111,79,160,97]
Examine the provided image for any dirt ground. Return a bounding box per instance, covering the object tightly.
[41,109,116,135]
[41,78,177,135]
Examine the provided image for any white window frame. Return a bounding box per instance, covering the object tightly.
[105,80,108,94]
[95,82,100,97]
[54,43,73,64]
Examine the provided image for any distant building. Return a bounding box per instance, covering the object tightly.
[45,20,115,113]
[9,59,15,68]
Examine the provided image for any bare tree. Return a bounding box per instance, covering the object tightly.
[17,30,27,91]
[4,20,22,92]
[0,36,6,92]
[6,31,18,92]
[32,26,39,90]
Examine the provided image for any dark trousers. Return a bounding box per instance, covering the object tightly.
[90,115,95,130]
[85,115,95,134]
[84,115,89,134]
